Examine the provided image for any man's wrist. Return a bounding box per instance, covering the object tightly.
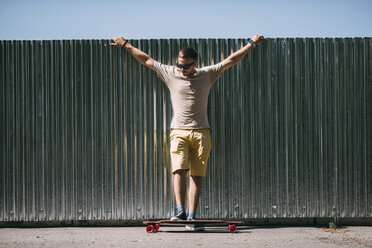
[123,40,129,48]
[248,39,256,48]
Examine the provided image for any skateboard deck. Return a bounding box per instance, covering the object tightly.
[143,219,243,233]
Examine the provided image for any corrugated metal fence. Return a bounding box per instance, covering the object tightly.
[1,38,371,223]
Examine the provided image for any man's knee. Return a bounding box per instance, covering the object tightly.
[190,175,202,184]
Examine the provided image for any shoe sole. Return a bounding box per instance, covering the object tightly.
[170,218,187,221]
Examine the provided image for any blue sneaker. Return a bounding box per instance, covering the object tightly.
[170,210,187,221]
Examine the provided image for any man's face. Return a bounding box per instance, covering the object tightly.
[176,56,197,76]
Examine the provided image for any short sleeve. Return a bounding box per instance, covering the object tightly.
[202,62,225,85]
[154,61,174,86]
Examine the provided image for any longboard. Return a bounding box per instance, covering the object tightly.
[143,219,243,233]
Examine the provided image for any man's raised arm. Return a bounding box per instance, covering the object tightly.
[221,35,264,72]
[110,37,156,71]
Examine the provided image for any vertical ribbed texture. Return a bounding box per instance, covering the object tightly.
[0,38,371,222]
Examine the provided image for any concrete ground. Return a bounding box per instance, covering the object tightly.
[0,226,371,248]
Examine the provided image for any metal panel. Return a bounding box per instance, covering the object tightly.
[0,38,371,222]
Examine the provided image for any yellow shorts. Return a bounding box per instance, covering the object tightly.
[169,129,212,177]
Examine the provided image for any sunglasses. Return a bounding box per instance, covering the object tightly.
[176,61,195,70]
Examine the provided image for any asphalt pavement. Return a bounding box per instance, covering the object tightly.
[1,226,371,248]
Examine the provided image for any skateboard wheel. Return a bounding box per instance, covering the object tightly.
[146,225,155,233]
[228,225,237,233]
[154,224,160,232]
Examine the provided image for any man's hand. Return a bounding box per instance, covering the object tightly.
[110,36,155,70]
[110,37,126,47]
[251,35,265,45]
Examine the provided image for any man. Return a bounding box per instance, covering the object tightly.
[110,35,264,223]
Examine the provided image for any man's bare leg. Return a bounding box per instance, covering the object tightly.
[188,175,202,219]
[171,169,187,220]
[173,169,187,205]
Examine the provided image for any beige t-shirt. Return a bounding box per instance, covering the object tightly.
[154,61,225,129]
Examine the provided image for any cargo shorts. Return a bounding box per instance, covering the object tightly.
[169,128,212,177]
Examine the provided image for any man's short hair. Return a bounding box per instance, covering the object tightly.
[179,47,198,61]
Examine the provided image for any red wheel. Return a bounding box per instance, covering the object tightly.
[228,225,237,233]
[146,225,155,233]
[154,224,160,232]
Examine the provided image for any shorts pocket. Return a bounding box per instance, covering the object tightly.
[170,139,180,152]
[197,133,211,159]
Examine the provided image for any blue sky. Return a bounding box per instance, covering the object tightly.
[0,0,371,40]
